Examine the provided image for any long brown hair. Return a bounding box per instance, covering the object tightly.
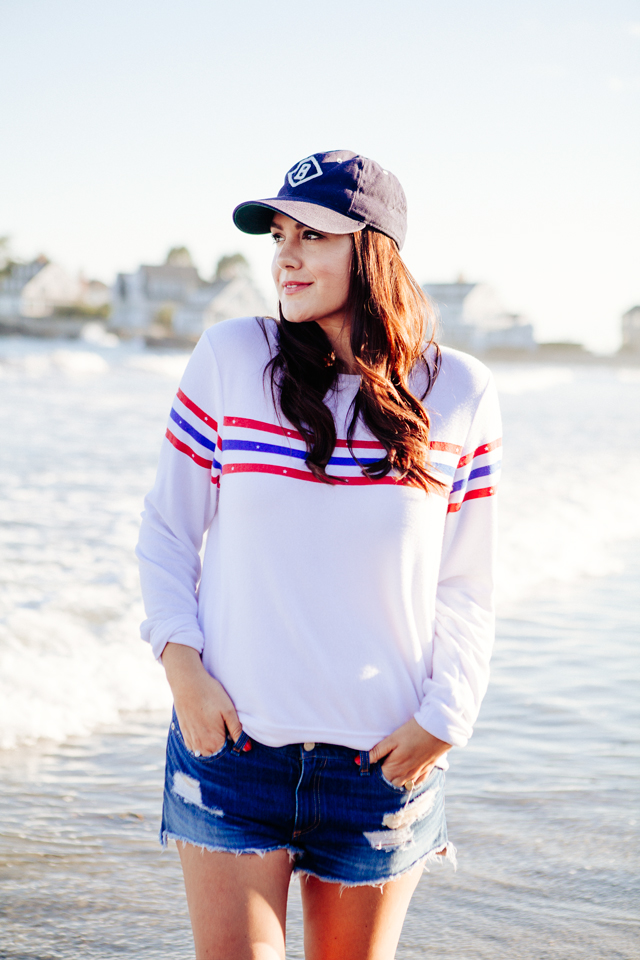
[262,228,444,493]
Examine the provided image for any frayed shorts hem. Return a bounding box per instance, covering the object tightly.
[294,840,457,890]
[161,830,302,861]
[162,828,457,889]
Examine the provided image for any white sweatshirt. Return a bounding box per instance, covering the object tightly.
[137,317,501,752]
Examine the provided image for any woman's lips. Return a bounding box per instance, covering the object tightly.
[282,282,311,295]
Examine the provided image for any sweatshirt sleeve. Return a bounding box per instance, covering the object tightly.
[136,333,222,660]
[414,373,502,747]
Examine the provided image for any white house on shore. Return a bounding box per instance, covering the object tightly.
[110,262,201,333]
[0,258,82,318]
[422,281,536,352]
[110,251,268,338]
[621,305,640,352]
[173,265,268,337]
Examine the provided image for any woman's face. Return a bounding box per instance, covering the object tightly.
[270,214,353,328]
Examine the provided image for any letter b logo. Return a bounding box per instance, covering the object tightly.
[293,163,312,181]
[287,156,323,188]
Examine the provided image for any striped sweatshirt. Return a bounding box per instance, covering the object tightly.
[137,317,502,751]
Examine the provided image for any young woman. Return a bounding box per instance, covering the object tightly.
[137,150,501,960]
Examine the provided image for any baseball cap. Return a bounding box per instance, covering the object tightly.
[233,150,407,250]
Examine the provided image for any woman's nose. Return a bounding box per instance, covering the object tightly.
[275,238,302,269]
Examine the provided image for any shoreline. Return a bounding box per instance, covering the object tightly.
[2,317,639,365]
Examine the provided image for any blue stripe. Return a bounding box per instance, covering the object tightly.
[451,460,501,493]
[222,438,380,467]
[329,454,381,466]
[222,439,307,460]
[170,408,217,453]
[430,461,456,478]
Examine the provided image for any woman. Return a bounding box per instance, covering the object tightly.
[137,150,501,959]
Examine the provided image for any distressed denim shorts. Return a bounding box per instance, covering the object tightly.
[161,710,453,887]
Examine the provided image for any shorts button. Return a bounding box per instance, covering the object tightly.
[303,742,315,751]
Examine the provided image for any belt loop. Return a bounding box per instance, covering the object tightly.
[232,731,249,755]
[359,750,370,776]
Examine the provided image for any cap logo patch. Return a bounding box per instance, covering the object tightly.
[288,156,323,188]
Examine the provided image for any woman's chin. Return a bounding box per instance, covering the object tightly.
[280,311,315,325]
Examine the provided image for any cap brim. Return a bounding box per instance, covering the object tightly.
[233,198,366,236]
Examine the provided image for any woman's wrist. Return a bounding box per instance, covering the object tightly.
[161,642,207,697]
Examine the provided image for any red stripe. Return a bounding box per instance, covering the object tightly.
[447,485,497,513]
[334,439,385,449]
[224,416,466,455]
[177,389,218,432]
[224,416,301,440]
[224,416,382,449]
[457,438,502,468]
[222,462,407,486]
[222,462,448,496]
[166,428,213,469]
[429,440,462,454]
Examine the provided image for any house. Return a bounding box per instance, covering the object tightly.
[172,271,269,338]
[621,305,640,352]
[110,262,201,333]
[78,278,111,310]
[422,281,536,353]
[111,250,269,338]
[0,257,81,318]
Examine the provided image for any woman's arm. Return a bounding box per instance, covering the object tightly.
[416,375,501,749]
[371,371,501,783]
[137,334,239,749]
[137,334,223,660]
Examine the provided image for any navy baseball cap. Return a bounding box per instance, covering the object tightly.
[233,150,407,250]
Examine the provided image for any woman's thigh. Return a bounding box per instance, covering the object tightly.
[177,844,293,960]
[300,863,423,960]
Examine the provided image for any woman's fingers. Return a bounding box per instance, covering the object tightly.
[185,720,227,756]
[383,757,430,788]
[222,704,243,743]
[373,718,452,784]
[369,735,395,765]
[413,764,435,786]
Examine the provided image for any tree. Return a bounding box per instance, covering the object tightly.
[215,253,249,281]
[0,236,17,281]
[165,246,194,268]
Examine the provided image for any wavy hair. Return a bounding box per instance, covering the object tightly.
[262,227,444,493]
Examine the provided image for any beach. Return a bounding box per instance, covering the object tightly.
[1,338,639,958]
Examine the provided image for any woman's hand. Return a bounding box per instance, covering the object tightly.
[161,643,243,756]
[369,718,451,789]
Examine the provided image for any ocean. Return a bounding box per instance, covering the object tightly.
[1,336,639,958]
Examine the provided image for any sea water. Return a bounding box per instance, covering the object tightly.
[0,338,639,958]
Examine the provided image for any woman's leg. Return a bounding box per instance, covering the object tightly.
[177,843,293,960]
[300,861,423,960]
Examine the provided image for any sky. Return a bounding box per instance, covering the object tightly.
[1,0,639,351]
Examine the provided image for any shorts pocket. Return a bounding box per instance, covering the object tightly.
[170,714,231,762]
[374,763,407,793]
[374,762,439,795]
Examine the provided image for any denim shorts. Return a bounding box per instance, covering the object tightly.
[161,711,452,887]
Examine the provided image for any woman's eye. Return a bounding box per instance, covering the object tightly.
[271,234,284,244]
[303,231,323,241]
